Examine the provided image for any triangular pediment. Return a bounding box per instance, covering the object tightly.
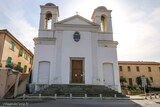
[56,15,98,26]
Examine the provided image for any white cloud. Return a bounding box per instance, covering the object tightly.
[116,7,160,61]
[0,0,159,61]
[8,19,37,52]
[0,1,37,53]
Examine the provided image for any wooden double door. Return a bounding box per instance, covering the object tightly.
[71,60,84,83]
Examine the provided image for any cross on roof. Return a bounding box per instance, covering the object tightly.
[76,11,79,15]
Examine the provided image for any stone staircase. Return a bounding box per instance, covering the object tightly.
[4,74,30,98]
[33,84,125,97]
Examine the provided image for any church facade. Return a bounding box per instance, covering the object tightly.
[32,3,121,92]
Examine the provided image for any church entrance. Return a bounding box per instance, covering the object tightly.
[71,59,84,83]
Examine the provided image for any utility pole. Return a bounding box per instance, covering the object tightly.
[141,76,147,99]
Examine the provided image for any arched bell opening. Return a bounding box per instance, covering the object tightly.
[45,12,52,29]
[101,15,107,32]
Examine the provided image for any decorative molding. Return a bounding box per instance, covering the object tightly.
[55,23,99,32]
[56,15,98,26]
[33,37,56,45]
[98,31,113,34]
[98,40,118,47]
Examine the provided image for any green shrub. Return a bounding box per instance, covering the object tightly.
[148,87,160,91]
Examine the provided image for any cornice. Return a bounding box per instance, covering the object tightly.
[56,15,98,26]
[33,37,56,45]
[98,40,118,48]
[55,23,99,32]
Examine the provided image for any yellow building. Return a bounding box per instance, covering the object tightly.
[119,61,160,87]
[0,29,33,73]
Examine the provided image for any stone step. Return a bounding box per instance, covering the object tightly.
[31,84,125,97]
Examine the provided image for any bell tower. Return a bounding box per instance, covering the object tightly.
[39,3,59,37]
[92,6,112,33]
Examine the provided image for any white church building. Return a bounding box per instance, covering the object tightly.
[32,3,121,92]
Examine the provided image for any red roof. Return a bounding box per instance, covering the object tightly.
[118,61,160,65]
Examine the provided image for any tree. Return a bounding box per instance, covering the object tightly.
[136,76,142,87]
[120,76,127,86]
[146,78,151,86]
[136,76,151,87]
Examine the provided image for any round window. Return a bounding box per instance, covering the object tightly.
[73,32,80,42]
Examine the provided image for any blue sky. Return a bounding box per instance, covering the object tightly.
[0,0,160,61]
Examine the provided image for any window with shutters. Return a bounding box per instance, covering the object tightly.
[10,41,16,51]
[24,53,28,60]
[18,62,21,67]
[24,65,27,72]
[7,57,12,65]
[19,48,23,56]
